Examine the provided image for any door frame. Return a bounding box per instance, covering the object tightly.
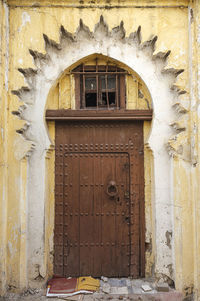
[50,109,153,277]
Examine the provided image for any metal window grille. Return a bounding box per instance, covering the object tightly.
[72,63,127,109]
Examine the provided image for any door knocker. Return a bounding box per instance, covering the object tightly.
[106,180,118,199]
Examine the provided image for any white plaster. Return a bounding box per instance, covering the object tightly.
[13,135,33,161]
[197,25,200,45]
[18,12,31,32]
[170,156,175,279]
[198,104,200,118]
[16,19,180,285]
[198,67,200,100]
[22,12,31,26]
[188,6,195,110]
[7,242,13,256]
[1,127,4,140]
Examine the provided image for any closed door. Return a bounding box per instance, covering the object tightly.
[54,120,144,278]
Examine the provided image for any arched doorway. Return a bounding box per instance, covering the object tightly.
[46,56,153,277]
[13,17,180,284]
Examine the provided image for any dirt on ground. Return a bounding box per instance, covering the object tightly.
[0,278,182,301]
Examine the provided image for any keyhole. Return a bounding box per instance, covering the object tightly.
[125,216,130,224]
[108,184,117,194]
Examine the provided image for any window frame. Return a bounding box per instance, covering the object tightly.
[72,64,127,110]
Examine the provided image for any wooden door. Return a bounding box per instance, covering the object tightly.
[54,120,144,278]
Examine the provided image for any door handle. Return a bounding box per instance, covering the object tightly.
[106,180,118,198]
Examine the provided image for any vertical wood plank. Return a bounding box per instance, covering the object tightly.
[75,75,80,109]
[54,123,64,276]
[120,75,126,108]
[63,153,80,277]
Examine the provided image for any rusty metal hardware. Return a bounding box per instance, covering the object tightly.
[124,191,130,199]
[125,216,130,224]
[106,180,118,198]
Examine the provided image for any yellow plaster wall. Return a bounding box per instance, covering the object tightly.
[7,0,190,7]
[0,1,8,295]
[7,0,189,289]
[189,1,200,299]
[143,122,154,277]
[173,159,194,293]
[1,0,200,298]
[45,121,56,279]
[126,75,152,110]
[195,2,200,298]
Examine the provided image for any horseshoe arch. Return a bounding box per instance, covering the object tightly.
[12,16,186,285]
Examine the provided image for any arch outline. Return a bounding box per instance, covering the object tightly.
[12,16,187,285]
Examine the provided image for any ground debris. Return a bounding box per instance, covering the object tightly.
[141,285,152,292]
[102,283,111,294]
[0,277,182,300]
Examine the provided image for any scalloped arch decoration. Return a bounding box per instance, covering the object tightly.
[12,16,186,283]
[12,16,186,156]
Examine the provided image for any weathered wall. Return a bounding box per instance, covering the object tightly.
[0,0,8,295]
[0,0,200,300]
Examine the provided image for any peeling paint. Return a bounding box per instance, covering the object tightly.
[166,231,172,249]
[4,2,9,92]
[198,104,200,118]
[12,15,183,288]
[1,127,4,140]
[198,25,200,44]
[18,12,31,32]
[198,67,200,99]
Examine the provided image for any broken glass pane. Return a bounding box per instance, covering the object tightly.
[85,77,96,90]
[100,76,116,90]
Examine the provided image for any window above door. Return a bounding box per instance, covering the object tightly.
[72,64,127,110]
[46,55,152,112]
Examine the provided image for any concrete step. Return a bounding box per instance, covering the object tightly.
[0,290,183,301]
[84,291,183,301]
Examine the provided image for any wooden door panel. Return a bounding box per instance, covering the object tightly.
[63,154,80,276]
[54,121,144,278]
[79,154,94,275]
[115,154,130,276]
[54,148,64,276]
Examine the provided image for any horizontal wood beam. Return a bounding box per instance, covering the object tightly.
[46,109,153,121]
[71,72,128,75]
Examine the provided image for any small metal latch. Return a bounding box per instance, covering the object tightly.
[124,162,129,170]
[124,191,130,199]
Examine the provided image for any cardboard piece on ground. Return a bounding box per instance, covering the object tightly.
[48,277,77,294]
[63,294,84,300]
[77,277,100,291]
[46,276,100,297]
